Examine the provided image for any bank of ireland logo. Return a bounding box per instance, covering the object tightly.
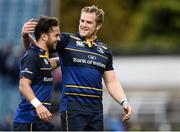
[97,47,105,54]
[76,41,84,47]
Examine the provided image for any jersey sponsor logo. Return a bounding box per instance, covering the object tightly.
[76,41,85,47]
[97,47,105,54]
[73,57,86,64]
[73,57,106,68]
[88,55,96,60]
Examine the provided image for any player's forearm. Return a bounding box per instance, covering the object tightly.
[106,81,127,103]
[22,34,36,50]
[19,79,42,108]
[21,19,37,49]
[19,78,37,102]
[103,70,127,103]
[22,35,31,50]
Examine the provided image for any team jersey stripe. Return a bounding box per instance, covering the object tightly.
[65,47,108,60]
[65,84,103,92]
[66,111,69,131]
[39,54,49,59]
[30,123,32,131]
[65,92,101,98]
[40,68,52,70]
[70,35,81,40]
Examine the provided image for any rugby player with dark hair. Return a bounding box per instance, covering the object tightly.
[21,5,133,131]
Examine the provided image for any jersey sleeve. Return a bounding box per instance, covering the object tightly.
[56,32,70,52]
[20,52,39,81]
[105,50,114,71]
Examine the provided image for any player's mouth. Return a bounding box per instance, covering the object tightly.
[80,26,88,31]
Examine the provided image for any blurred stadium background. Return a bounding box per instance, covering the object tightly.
[0,0,180,131]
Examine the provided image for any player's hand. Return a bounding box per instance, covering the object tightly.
[122,103,133,121]
[22,18,37,38]
[49,57,60,70]
[35,104,52,122]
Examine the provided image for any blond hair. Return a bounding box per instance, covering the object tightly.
[81,5,104,25]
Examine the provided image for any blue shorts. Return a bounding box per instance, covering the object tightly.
[13,116,54,131]
[61,110,103,131]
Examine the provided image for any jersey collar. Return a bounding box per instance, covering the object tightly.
[75,33,99,47]
[29,43,46,54]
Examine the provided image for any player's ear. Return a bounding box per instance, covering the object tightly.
[96,24,102,31]
[41,33,48,41]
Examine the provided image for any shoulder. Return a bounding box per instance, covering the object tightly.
[95,41,113,59]
[58,33,80,48]
[59,32,75,44]
[96,41,111,52]
[61,32,74,38]
[61,32,82,41]
[22,48,38,62]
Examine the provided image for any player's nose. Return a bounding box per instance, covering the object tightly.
[57,36,60,41]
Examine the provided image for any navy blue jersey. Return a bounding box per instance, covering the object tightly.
[14,44,53,123]
[56,33,114,112]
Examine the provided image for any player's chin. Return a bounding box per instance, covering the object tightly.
[49,44,56,52]
[79,31,88,37]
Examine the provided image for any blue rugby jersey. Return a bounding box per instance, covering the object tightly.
[14,44,53,123]
[56,33,114,112]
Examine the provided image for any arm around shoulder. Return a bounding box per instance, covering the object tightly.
[21,19,37,49]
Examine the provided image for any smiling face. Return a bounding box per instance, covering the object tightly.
[46,26,60,51]
[79,12,101,40]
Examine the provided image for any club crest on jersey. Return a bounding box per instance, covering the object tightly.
[44,58,49,65]
[76,41,85,47]
[97,47,105,54]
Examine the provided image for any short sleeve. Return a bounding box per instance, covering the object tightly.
[105,50,114,71]
[56,33,70,52]
[20,52,39,81]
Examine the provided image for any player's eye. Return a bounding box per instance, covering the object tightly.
[80,19,85,23]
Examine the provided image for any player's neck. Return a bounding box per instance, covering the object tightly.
[85,35,97,42]
[36,41,49,52]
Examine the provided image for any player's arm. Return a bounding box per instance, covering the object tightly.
[20,53,52,122]
[103,70,133,121]
[19,77,52,122]
[49,57,60,70]
[21,19,37,49]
